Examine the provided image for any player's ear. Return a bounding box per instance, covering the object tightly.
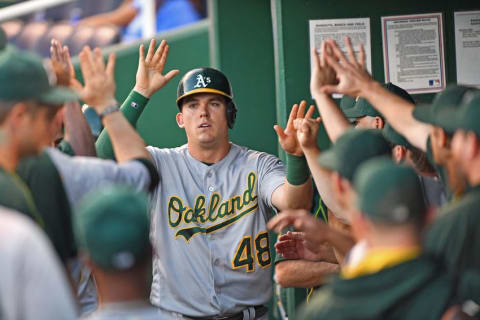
[176,112,184,128]
[392,145,406,163]
[375,117,385,129]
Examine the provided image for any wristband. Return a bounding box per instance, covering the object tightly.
[286,153,310,185]
[99,105,119,120]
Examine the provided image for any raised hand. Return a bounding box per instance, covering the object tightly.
[310,40,338,98]
[50,39,82,90]
[320,37,373,97]
[133,39,180,98]
[274,101,317,156]
[275,231,327,261]
[293,116,322,153]
[77,46,117,112]
[268,209,330,254]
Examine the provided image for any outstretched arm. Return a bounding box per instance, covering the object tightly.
[50,39,96,156]
[293,116,349,219]
[321,38,432,151]
[268,209,355,260]
[272,102,315,211]
[310,41,352,143]
[77,46,150,163]
[96,39,179,159]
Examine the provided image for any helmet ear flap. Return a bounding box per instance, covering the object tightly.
[226,100,237,129]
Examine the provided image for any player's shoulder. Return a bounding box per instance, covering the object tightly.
[147,144,188,159]
[0,206,43,244]
[231,143,281,162]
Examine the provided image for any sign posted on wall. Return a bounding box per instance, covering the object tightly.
[309,18,372,97]
[454,11,480,88]
[381,13,446,94]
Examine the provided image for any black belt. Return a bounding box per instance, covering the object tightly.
[187,306,267,320]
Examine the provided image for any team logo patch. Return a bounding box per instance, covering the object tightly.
[193,74,211,88]
[168,172,258,242]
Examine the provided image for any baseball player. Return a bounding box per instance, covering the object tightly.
[317,38,478,201]
[96,39,314,319]
[298,158,458,320]
[75,186,158,320]
[0,207,77,320]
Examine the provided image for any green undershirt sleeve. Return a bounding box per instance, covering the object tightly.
[95,90,150,160]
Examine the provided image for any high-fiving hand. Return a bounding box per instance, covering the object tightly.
[319,37,373,97]
[50,38,82,90]
[310,40,338,98]
[134,39,180,98]
[274,101,318,156]
[77,46,117,113]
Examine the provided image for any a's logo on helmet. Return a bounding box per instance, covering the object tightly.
[193,74,211,88]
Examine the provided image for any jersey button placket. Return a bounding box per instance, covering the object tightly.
[205,169,222,304]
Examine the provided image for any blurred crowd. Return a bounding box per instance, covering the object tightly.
[0,0,205,57]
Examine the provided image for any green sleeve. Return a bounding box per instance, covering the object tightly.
[16,153,76,262]
[95,90,150,160]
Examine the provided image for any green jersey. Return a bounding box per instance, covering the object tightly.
[299,255,454,320]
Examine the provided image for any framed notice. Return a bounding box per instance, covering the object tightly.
[454,11,480,87]
[309,18,372,97]
[381,13,446,94]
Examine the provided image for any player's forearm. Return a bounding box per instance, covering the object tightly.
[313,93,352,143]
[63,101,96,157]
[279,179,314,210]
[96,90,149,159]
[361,81,430,151]
[324,227,355,259]
[275,260,339,288]
[80,2,137,27]
[303,147,345,217]
[102,111,152,163]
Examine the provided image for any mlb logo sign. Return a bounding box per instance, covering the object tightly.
[429,79,440,86]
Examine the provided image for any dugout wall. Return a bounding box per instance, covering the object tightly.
[74,0,479,318]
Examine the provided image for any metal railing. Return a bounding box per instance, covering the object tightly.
[0,0,157,38]
[0,0,76,22]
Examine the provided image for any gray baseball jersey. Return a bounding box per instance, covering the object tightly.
[82,301,159,320]
[147,143,285,317]
[46,147,152,207]
[0,207,77,320]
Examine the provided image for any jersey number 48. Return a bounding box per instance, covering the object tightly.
[232,231,272,272]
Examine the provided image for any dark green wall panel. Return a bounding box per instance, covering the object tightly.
[209,0,279,156]
[75,20,210,148]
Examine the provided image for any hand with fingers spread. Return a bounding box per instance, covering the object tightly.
[275,231,327,261]
[50,39,82,90]
[77,46,117,113]
[274,101,316,156]
[268,209,330,254]
[134,39,180,98]
[310,40,338,98]
[293,116,322,153]
[320,37,373,97]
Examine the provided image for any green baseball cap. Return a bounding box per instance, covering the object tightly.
[74,186,151,270]
[354,158,427,224]
[412,85,479,131]
[317,129,392,182]
[435,93,480,137]
[0,46,78,105]
[382,122,414,150]
[342,83,414,119]
[339,95,356,111]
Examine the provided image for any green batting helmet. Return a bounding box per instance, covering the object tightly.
[176,67,237,129]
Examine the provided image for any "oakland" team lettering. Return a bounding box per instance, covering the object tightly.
[168,172,258,229]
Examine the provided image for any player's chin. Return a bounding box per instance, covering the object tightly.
[196,134,217,144]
